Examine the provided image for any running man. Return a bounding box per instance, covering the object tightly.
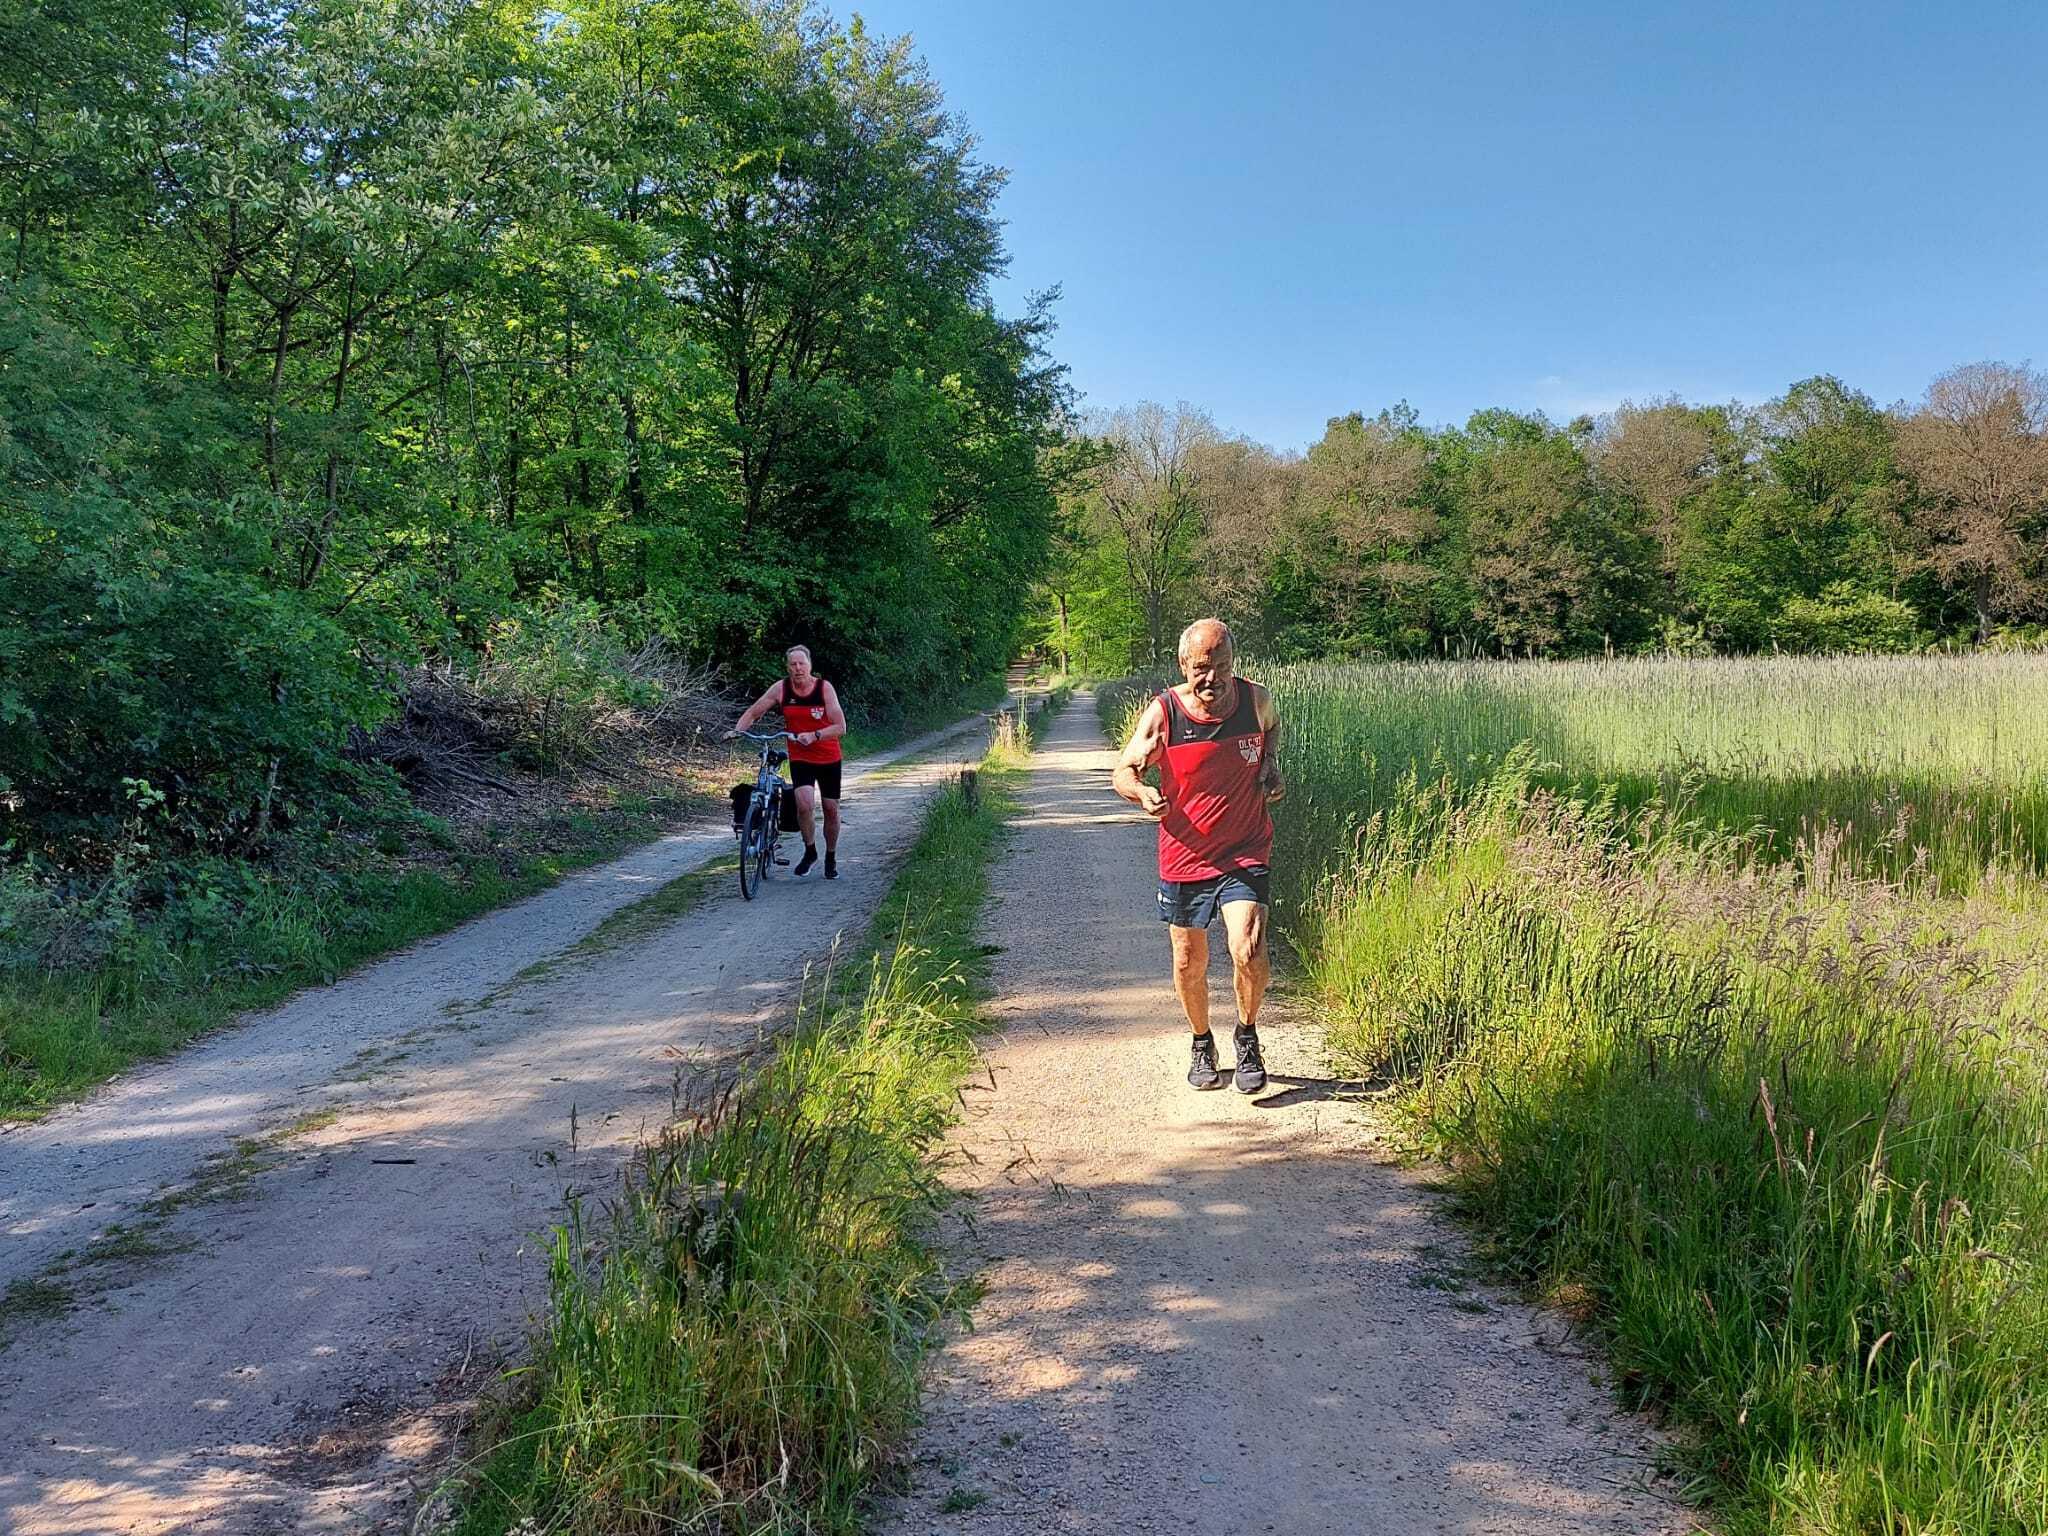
[727,646,846,878]
[1112,618,1284,1092]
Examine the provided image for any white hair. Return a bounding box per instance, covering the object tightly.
[1176,618,1234,663]
[784,645,812,664]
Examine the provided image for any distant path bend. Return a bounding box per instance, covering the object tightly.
[875,693,1703,1536]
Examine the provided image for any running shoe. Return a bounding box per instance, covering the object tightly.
[1188,1030,1223,1090]
[793,844,818,877]
[824,852,838,879]
[1233,1024,1267,1094]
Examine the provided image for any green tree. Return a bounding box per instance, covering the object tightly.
[1436,411,1654,656]
[1894,362,2048,642]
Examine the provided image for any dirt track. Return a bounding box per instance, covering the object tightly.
[873,696,1704,1535]
[0,711,1001,1536]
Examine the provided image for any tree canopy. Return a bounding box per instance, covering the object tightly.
[1,0,1066,856]
[1034,368,2048,670]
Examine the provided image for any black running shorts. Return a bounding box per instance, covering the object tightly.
[1157,864,1269,928]
[790,759,842,800]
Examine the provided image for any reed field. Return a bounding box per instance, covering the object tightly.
[1265,654,2048,894]
[1106,655,2048,1534]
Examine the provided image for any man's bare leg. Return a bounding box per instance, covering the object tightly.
[793,784,820,874]
[1221,899,1270,1091]
[1170,924,1224,1089]
[821,796,840,852]
[1221,899,1270,1028]
[1169,924,1211,1034]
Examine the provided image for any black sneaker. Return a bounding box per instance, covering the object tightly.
[1187,1031,1223,1090]
[793,844,818,876]
[824,852,838,879]
[1233,1025,1267,1094]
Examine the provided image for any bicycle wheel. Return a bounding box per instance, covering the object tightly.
[756,788,779,887]
[738,803,765,901]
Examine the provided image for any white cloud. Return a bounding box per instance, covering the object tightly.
[1520,374,1775,423]
[1527,375,1634,421]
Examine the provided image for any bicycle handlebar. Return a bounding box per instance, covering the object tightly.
[736,729,790,743]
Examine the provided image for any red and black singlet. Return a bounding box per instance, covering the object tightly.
[1156,682,1273,882]
[780,678,841,765]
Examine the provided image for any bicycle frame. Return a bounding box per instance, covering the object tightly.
[734,731,789,900]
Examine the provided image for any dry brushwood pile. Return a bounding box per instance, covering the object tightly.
[351,645,732,824]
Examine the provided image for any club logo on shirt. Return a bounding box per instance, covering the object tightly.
[1238,736,1262,764]
[810,707,825,720]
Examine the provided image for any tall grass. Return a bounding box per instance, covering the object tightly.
[1252,656,2048,1535]
[1257,655,2048,892]
[446,721,1040,1534]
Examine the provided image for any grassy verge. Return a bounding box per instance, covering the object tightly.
[1305,772,2048,1535]
[438,712,1043,1535]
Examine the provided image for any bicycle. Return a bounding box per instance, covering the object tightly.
[731,730,791,901]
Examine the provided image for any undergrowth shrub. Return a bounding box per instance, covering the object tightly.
[462,601,721,777]
[1310,779,2048,1534]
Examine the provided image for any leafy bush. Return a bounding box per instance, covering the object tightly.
[469,600,716,774]
[0,289,386,859]
[1774,582,1925,654]
[1977,624,2048,654]
[1647,615,1716,657]
[0,855,140,971]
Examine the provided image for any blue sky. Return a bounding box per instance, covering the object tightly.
[832,0,2047,452]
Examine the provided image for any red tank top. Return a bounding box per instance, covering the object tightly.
[1156,683,1273,882]
[780,678,841,765]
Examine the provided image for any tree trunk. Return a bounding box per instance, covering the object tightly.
[262,298,296,497]
[302,265,359,590]
[621,392,648,597]
[621,392,648,524]
[505,415,522,529]
[212,203,240,377]
[13,96,39,280]
[262,237,307,502]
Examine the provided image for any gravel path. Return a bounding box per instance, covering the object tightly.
[0,707,1005,1536]
[873,696,1706,1536]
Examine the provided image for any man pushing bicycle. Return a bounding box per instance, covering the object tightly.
[727,645,847,878]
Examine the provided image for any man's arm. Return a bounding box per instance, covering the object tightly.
[1111,698,1169,820]
[728,683,784,737]
[1253,683,1284,803]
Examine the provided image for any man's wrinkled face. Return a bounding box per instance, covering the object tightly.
[786,651,813,688]
[1180,636,1233,707]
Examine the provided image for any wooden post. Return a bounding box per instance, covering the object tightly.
[959,767,980,811]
